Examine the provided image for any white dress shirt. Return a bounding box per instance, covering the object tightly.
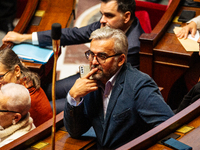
[32,32,39,45]
[187,15,200,29]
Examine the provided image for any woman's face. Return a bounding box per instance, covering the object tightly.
[0,62,20,84]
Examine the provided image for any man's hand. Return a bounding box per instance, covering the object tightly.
[176,21,197,39]
[2,31,32,44]
[69,68,98,101]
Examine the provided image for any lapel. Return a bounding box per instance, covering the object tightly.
[104,64,127,125]
[95,88,105,126]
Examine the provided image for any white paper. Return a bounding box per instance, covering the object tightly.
[188,30,199,41]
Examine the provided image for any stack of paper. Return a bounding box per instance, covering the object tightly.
[173,27,199,52]
[12,43,53,64]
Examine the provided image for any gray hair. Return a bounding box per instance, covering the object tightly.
[1,83,31,117]
[90,26,128,61]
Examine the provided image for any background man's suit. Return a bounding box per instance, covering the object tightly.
[37,18,144,68]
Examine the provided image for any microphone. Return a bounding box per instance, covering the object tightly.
[51,23,61,54]
[51,23,61,150]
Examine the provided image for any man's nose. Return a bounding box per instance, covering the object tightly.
[92,56,100,65]
[100,15,106,24]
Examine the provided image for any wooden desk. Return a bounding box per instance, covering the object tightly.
[117,98,200,150]
[0,0,75,85]
[1,111,96,150]
[139,0,200,104]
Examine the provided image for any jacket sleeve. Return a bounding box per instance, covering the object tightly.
[37,21,101,47]
[135,76,174,128]
[63,101,91,138]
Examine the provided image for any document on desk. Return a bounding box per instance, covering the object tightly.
[173,26,199,52]
[12,43,53,64]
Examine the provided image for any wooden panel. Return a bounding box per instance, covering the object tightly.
[139,0,200,102]
[26,0,75,33]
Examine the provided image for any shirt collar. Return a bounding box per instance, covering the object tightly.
[124,20,133,34]
[124,25,131,34]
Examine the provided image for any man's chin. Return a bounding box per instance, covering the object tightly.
[92,74,102,80]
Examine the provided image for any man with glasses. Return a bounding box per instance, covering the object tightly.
[64,27,174,149]
[0,83,35,147]
[2,0,144,113]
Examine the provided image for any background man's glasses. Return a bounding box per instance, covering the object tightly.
[85,50,122,64]
[0,110,19,113]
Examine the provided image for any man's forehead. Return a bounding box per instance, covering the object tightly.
[90,39,115,53]
[100,1,118,12]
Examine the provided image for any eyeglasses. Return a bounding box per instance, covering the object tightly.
[0,110,19,113]
[85,50,122,64]
[0,70,10,80]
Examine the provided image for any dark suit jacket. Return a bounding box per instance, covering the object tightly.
[64,63,174,149]
[37,18,144,68]
[176,81,200,113]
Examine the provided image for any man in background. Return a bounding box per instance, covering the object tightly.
[0,83,35,147]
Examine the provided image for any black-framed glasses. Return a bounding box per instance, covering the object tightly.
[0,110,19,113]
[0,70,10,80]
[85,50,122,64]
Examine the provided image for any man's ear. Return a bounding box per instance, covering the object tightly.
[13,113,22,124]
[14,65,21,78]
[118,54,126,67]
[124,11,131,24]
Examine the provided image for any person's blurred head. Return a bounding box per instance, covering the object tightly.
[0,48,40,89]
[0,83,31,129]
[85,26,127,84]
[100,0,136,31]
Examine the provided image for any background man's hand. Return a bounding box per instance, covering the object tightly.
[176,21,197,39]
[2,31,32,44]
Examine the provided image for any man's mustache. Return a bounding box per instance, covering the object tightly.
[91,65,102,71]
